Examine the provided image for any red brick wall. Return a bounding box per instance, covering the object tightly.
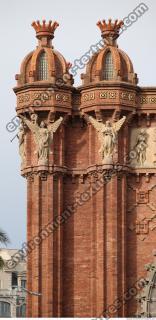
[15,82,156,317]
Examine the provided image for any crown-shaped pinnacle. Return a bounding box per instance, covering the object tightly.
[97,18,123,33]
[97,19,124,46]
[31,20,59,40]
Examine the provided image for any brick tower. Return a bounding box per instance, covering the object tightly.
[14,19,156,317]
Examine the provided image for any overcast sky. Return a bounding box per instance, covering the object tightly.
[0,0,155,248]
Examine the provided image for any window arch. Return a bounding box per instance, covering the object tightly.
[0,302,11,317]
[37,51,48,80]
[103,51,114,80]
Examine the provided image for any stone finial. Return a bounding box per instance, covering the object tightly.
[31,20,59,46]
[97,19,124,46]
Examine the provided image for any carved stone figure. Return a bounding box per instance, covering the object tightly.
[20,114,63,165]
[30,112,38,124]
[88,115,126,163]
[17,122,26,166]
[134,129,148,166]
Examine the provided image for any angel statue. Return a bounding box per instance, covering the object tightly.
[88,115,126,164]
[17,122,26,166]
[20,114,63,166]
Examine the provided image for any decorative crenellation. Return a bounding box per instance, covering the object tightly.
[97,19,123,33]
[97,19,124,46]
[31,20,59,40]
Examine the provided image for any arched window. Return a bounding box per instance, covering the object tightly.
[103,51,113,80]
[37,51,48,80]
[0,302,11,317]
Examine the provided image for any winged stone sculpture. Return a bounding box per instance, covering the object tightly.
[88,115,126,163]
[20,114,63,165]
[17,122,26,166]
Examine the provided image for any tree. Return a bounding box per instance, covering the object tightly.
[0,230,10,270]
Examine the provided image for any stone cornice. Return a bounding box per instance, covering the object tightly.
[21,163,156,179]
[78,81,139,92]
[13,82,75,94]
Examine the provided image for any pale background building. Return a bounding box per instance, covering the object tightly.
[0,249,26,318]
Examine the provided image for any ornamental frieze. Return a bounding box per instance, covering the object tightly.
[55,93,70,102]
[129,127,156,168]
[140,95,156,105]
[128,214,156,242]
[99,91,116,99]
[17,90,53,107]
[81,89,136,107]
[16,90,71,110]
[82,92,95,102]
[120,91,135,101]
[18,93,30,104]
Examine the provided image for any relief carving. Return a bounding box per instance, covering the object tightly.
[55,93,70,102]
[140,95,156,104]
[129,214,156,241]
[99,91,116,99]
[129,127,156,168]
[133,129,148,166]
[135,219,150,235]
[88,115,126,164]
[136,190,149,204]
